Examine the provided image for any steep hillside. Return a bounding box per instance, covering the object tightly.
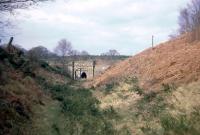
[0,46,70,135]
[93,35,200,90]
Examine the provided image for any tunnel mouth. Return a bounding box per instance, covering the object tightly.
[81,72,87,79]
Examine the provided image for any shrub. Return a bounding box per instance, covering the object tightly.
[0,65,8,85]
[140,123,161,135]
[161,114,190,135]
[103,106,119,119]
[35,74,118,134]
[104,82,118,94]
[162,83,176,93]
[130,85,144,95]
[125,76,138,84]
[143,91,157,102]
[161,107,200,135]
[136,91,166,119]
[52,124,61,135]
[118,126,131,135]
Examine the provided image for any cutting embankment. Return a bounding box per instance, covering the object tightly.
[91,35,200,135]
[93,35,200,91]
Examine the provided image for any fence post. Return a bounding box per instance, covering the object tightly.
[152,35,154,49]
[72,61,75,80]
[92,60,96,78]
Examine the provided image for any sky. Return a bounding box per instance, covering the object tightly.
[2,0,189,55]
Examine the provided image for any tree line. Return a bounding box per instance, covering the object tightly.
[0,38,122,61]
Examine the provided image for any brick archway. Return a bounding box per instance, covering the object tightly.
[72,61,96,80]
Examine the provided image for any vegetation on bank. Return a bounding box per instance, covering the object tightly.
[0,46,124,135]
[1,42,200,135]
[96,77,200,135]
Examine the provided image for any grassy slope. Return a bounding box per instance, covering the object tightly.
[93,77,200,135]
[92,35,200,91]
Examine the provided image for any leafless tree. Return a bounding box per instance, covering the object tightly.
[179,8,191,34]
[0,0,51,40]
[70,49,80,56]
[0,0,50,11]
[54,39,72,69]
[54,39,72,57]
[80,50,89,56]
[178,0,200,41]
[101,49,120,56]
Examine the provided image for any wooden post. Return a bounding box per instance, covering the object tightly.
[8,37,14,53]
[72,61,75,80]
[8,37,14,46]
[92,60,96,78]
[75,71,77,80]
[80,68,82,78]
[152,35,154,49]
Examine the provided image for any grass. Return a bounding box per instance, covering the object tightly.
[136,91,166,120]
[103,82,118,94]
[35,75,119,135]
[160,110,200,135]
[161,83,176,93]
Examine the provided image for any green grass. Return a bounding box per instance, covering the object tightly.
[160,107,200,135]
[104,83,116,94]
[136,91,166,119]
[161,83,176,93]
[34,76,119,135]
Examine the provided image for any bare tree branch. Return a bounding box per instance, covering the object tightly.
[178,0,200,41]
[0,0,50,11]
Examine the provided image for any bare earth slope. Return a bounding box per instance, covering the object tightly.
[93,36,200,90]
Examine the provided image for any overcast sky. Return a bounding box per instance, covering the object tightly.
[2,0,188,55]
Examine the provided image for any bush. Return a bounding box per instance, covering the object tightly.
[162,83,176,93]
[103,106,119,119]
[37,80,117,134]
[40,61,71,77]
[143,91,157,102]
[130,85,144,95]
[0,47,10,60]
[104,82,118,94]
[161,114,190,135]
[136,91,166,119]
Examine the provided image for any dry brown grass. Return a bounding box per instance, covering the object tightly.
[92,35,200,91]
[93,79,200,135]
[167,81,200,115]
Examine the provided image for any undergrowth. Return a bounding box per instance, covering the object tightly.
[134,84,200,135]
[36,75,120,135]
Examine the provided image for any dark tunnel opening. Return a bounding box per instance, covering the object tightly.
[81,72,87,79]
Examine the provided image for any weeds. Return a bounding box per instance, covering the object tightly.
[136,91,166,121]
[40,60,71,77]
[130,85,144,95]
[103,106,119,119]
[160,106,200,135]
[126,76,144,95]
[52,124,61,135]
[140,124,162,135]
[36,76,118,134]
[125,76,138,84]
[161,83,176,93]
[104,82,117,94]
